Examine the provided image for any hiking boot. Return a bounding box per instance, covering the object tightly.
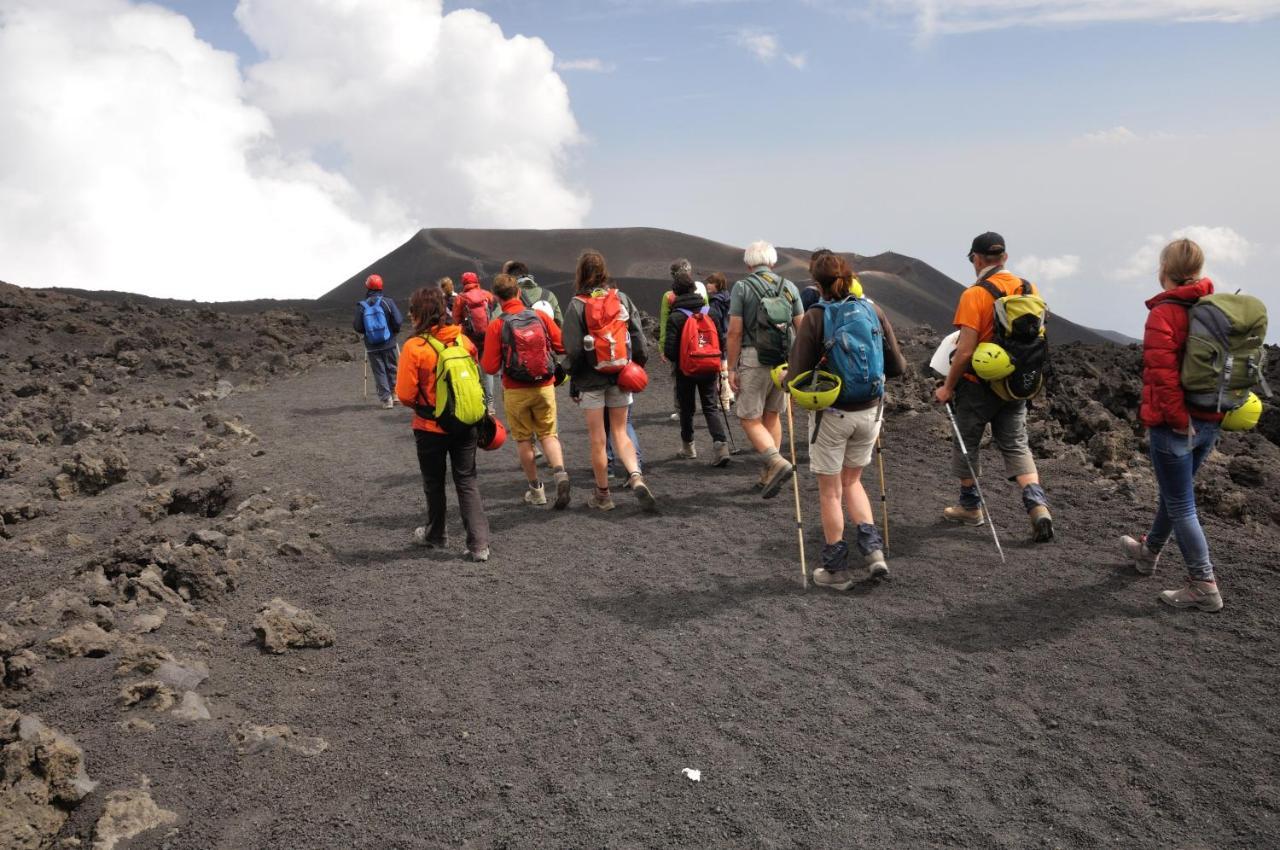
[588,490,616,512]
[866,549,889,579]
[752,464,769,490]
[382,397,395,409]
[467,548,490,563]
[760,457,794,500]
[813,567,856,591]
[677,442,697,459]
[630,474,658,512]
[412,527,446,549]
[943,505,984,526]
[523,484,547,506]
[711,441,731,468]
[1158,579,1223,612]
[1121,535,1160,575]
[1029,505,1054,542]
[553,474,571,510]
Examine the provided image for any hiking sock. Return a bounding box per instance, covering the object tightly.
[1021,483,1049,513]
[960,484,981,510]
[759,446,781,465]
[855,523,884,557]
[595,485,610,498]
[528,479,543,490]
[820,541,849,571]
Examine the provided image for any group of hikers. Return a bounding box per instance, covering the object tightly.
[353,233,1270,613]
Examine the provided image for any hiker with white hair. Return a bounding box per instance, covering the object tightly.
[726,240,804,498]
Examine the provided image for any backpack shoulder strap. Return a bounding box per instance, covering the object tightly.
[1018,278,1031,296]
[975,280,1003,301]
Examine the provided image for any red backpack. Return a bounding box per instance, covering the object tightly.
[501,310,555,384]
[459,288,491,345]
[677,307,722,377]
[578,289,631,374]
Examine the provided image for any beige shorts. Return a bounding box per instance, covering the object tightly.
[735,349,787,421]
[504,386,557,442]
[579,385,632,410]
[808,407,882,476]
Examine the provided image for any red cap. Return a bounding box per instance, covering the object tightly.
[461,272,479,286]
[365,274,383,291]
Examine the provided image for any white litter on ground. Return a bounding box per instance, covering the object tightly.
[681,768,701,782]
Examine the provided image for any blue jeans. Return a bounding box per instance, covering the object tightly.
[605,404,643,472]
[1146,423,1219,582]
[366,346,398,402]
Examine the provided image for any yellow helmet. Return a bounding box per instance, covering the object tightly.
[771,362,789,390]
[1222,392,1263,431]
[787,370,842,411]
[971,342,1015,381]
[849,277,864,299]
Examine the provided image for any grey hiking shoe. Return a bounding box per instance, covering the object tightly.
[1029,505,1054,542]
[866,549,889,579]
[588,490,616,512]
[553,473,571,510]
[711,441,731,468]
[630,474,657,512]
[466,548,490,563]
[412,527,446,549]
[813,568,855,591]
[1159,579,1222,612]
[943,505,984,526]
[523,484,547,506]
[677,441,697,459]
[760,457,794,500]
[1121,535,1160,575]
[382,397,395,409]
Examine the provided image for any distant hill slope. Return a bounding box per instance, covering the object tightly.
[322,228,1117,345]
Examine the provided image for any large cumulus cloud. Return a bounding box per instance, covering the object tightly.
[0,0,588,300]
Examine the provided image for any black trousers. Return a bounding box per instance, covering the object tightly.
[675,372,728,444]
[414,429,489,553]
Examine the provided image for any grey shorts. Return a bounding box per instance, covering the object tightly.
[735,349,787,421]
[808,407,882,475]
[579,385,633,410]
[950,380,1037,480]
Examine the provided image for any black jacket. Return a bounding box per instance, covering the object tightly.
[664,291,726,366]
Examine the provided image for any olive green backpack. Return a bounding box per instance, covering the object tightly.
[1180,293,1271,411]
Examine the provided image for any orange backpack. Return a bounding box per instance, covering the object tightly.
[578,289,631,374]
[677,307,722,377]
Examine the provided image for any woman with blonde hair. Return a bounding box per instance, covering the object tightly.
[562,250,657,512]
[1120,238,1224,611]
[395,286,491,562]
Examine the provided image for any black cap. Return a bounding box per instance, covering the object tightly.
[969,231,1006,257]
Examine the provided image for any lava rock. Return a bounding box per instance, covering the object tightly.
[252,598,335,654]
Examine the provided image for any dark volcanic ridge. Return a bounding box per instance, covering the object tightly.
[324,227,1121,345]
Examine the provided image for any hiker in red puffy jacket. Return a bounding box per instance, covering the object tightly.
[452,271,498,413]
[1120,238,1224,612]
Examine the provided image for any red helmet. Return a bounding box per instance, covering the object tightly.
[365,274,383,291]
[461,272,480,286]
[478,415,506,451]
[616,361,648,393]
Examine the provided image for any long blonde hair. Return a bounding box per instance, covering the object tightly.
[1160,239,1204,285]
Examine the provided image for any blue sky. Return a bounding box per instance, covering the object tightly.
[2,0,1277,335]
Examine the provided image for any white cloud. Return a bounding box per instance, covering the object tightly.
[0,0,589,300]
[1019,254,1082,283]
[555,57,617,72]
[735,29,778,61]
[864,1,1280,36]
[1081,126,1139,145]
[1116,225,1254,280]
[784,52,808,69]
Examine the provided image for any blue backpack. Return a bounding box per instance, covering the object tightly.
[361,295,391,346]
[821,296,884,405]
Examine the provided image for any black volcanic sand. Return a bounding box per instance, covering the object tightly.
[4,288,1280,848]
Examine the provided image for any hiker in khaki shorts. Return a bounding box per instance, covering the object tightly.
[725,240,804,499]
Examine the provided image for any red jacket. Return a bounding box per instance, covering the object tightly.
[452,280,497,335]
[1140,278,1224,430]
[481,298,565,389]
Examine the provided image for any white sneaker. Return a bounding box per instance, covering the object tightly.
[524,485,547,506]
[382,397,395,409]
[669,412,679,421]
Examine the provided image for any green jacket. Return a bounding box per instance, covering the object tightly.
[517,276,563,327]
[656,285,708,350]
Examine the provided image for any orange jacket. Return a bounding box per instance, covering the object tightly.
[481,298,565,389]
[953,269,1041,383]
[396,324,478,434]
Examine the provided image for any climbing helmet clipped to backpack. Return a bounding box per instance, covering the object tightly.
[770,362,789,390]
[787,370,842,412]
[1221,391,1264,432]
[616,360,649,393]
[1180,292,1271,412]
[978,277,1048,401]
[971,341,1015,381]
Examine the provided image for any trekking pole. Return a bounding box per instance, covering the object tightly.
[718,373,741,454]
[943,402,1005,564]
[786,396,809,588]
[875,433,890,553]
[362,353,368,399]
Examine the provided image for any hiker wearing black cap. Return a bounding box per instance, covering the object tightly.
[353,273,404,410]
[933,232,1054,543]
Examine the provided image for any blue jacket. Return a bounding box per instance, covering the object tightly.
[353,293,403,350]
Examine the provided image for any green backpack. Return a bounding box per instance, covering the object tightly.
[746,271,796,367]
[416,335,487,434]
[1180,293,1271,411]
